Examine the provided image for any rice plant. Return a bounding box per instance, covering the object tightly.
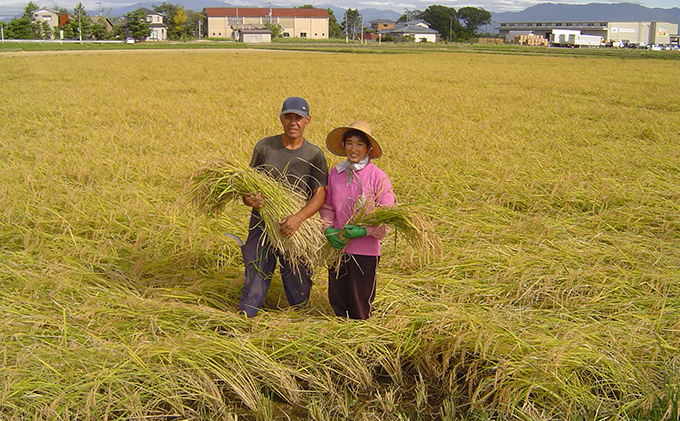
[188,158,325,272]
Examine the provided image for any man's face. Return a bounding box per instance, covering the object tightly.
[280,112,310,140]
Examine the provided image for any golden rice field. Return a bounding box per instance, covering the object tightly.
[1,46,680,420]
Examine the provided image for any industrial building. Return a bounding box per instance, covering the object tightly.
[205,7,329,40]
[498,21,679,46]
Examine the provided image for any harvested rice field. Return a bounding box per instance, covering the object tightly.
[1,47,680,420]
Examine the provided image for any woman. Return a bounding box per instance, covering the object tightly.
[320,121,394,320]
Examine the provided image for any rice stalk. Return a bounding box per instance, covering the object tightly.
[188,159,325,272]
[321,204,442,269]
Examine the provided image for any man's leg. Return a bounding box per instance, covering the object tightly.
[238,211,276,318]
[279,254,313,309]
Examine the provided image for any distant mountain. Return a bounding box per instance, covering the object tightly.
[320,6,402,23]
[109,0,228,17]
[81,1,680,28]
[108,1,401,22]
[492,2,680,24]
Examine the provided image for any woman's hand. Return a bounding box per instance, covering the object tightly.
[343,225,367,239]
[325,227,346,250]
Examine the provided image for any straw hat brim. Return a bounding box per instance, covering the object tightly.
[326,124,382,159]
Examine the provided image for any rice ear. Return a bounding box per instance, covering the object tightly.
[188,159,326,272]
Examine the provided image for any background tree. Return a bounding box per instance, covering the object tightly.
[91,17,112,40]
[64,3,93,40]
[186,9,205,39]
[154,2,181,40]
[420,5,461,42]
[125,8,151,41]
[457,6,492,38]
[341,8,362,40]
[39,20,52,39]
[5,2,40,39]
[326,8,341,38]
[397,9,422,22]
[172,6,188,39]
[263,22,283,38]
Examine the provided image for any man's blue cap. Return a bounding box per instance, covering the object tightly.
[280,97,310,117]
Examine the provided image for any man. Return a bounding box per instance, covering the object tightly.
[238,97,328,318]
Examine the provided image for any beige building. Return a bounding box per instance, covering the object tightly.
[498,21,678,45]
[205,7,329,40]
[140,8,167,41]
[31,8,59,38]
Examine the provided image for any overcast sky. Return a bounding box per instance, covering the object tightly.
[1,0,678,20]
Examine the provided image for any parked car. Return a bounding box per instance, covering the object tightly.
[125,37,135,44]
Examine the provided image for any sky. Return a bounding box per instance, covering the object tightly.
[0,0,678,21]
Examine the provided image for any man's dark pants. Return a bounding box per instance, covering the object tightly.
[238,211,313,318]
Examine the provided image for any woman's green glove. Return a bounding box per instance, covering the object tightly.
[343,225,367,239]
[324,227,346,250]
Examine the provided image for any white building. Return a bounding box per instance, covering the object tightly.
[498,21,678,46]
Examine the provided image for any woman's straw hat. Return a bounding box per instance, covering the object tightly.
[326,120,382,159]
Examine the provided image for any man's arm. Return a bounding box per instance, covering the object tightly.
[279,186,326,237]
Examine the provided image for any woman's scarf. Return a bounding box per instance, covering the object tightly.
[336,155,369,187]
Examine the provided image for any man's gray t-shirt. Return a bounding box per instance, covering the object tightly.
[249,135,328,200]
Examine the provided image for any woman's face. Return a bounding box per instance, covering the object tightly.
[344,135,370,163]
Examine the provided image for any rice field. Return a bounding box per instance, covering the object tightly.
[1,46,680,420]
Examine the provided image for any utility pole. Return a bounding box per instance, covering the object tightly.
[344,11,348,43]
[267,2,272,24]
[78,10,82,43]
[360,14,363,44]
[449,15,452,43]
[96,1,102,16]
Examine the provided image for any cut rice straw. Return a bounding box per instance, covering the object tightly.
[188,159,325,272]
[322,203,442,270]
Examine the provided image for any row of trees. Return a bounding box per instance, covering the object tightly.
[398,5,492,41]
[1,2,110,40]
[339,5,492,42]
[0,1,206,41]
[1,2,490,42]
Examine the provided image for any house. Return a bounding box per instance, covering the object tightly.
[239,28,272,43]
[379,20,440,42]
[92,15,114,35]
[205,7,329,40]
[140,8,167,41]
[58,14,114,37]
[31,8,59,38]
[370,19,395,31]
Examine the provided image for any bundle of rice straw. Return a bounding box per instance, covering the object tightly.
[188,159,325,272]
[321,203,442,270]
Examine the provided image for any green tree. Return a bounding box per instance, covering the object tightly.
[5,2,40,39]
[125,8,151,41]
[456,6,491,38]
[91,17,112,40]
[154,2,181,39]
[420,5,460,42]
[263,22,283,38]
[66,3,93,40]
[172,6,188,39]
[186,9,205,38]
[397,9,422,22]
[39,20,52,39]
[326,8,341,38]
[341,8,362,40]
